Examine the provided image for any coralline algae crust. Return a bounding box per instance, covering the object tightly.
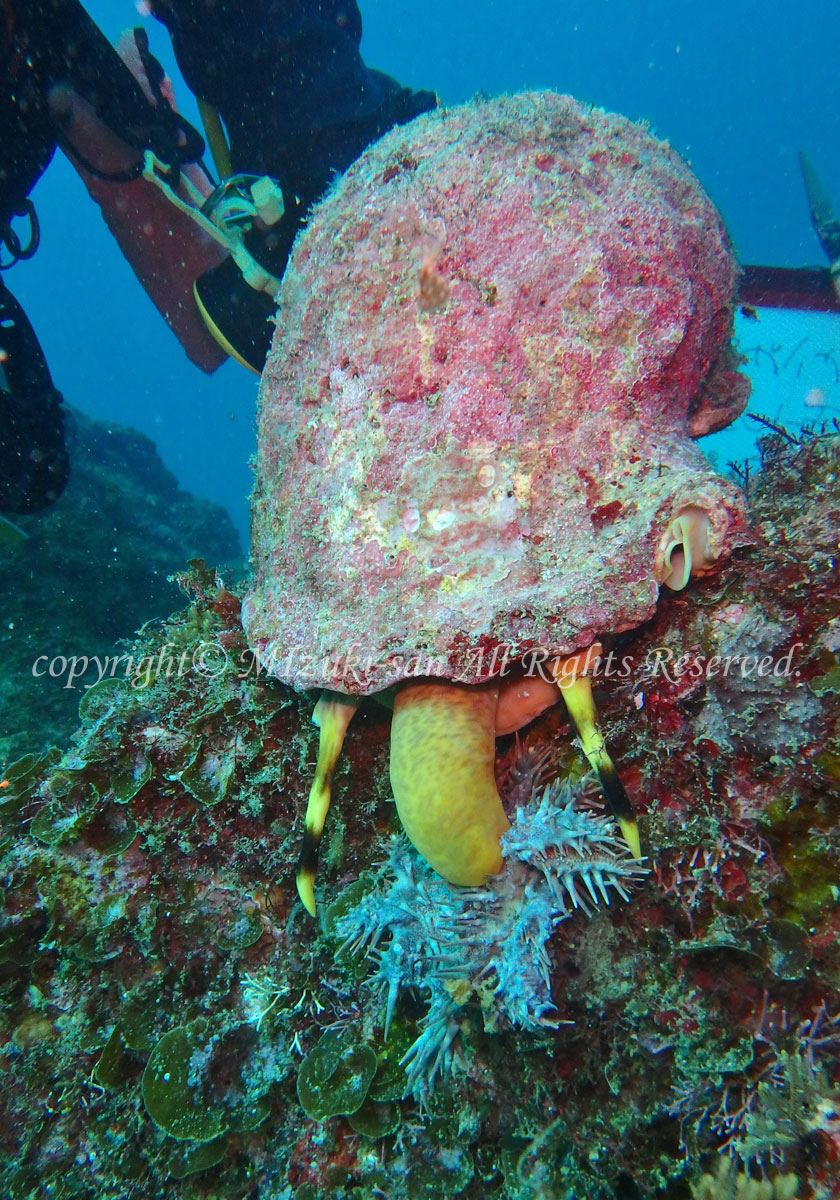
[245,92,748,693]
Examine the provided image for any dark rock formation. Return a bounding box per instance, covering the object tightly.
[0,408,242,762]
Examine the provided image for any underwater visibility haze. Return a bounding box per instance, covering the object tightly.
[1,3,840,1199]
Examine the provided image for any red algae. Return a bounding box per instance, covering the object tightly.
[1,432,839,1198]
[245,92,748,694]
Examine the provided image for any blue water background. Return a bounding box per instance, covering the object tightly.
[9,0,840,548]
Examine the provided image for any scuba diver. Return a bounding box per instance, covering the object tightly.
[1,0,436,522]
[1,0,211,519]
[1,0,837,530]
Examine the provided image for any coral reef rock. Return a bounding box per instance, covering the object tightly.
[1,407,242,761]
[1,430,839,1199]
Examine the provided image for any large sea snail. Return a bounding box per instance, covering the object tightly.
[296,643,641,916]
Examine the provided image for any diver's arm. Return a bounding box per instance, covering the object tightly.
[149,0,437,371]
[150,0,436,202]
[7,1,180,175]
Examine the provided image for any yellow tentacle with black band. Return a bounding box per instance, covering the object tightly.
[550,648,642,860]
[296,691,361,916]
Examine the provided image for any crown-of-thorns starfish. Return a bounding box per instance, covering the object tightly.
[242,92,749,914]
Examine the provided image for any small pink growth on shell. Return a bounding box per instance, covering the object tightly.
[401,506,421,534]
[418,256,450,313]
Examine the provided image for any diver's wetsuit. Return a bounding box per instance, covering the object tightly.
[150,0,437,365]
[1,0,196,514]
[0,284,69,514]
[151,1,436,203]
[1,0,436,515]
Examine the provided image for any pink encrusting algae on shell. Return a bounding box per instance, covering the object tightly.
[242,91,750,912]
[244,91,748,695]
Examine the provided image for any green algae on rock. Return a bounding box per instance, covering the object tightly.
[142,1020,230,1142]
[296,1028,378,1120]
[0,431,839,1198]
